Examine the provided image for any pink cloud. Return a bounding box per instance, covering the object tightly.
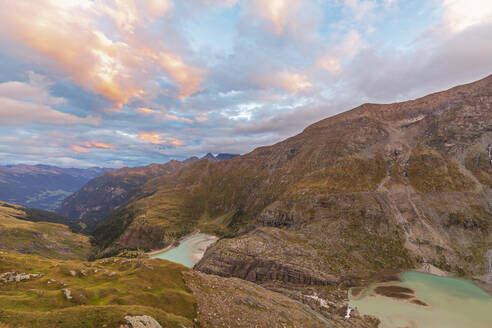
[82,142,116,150]
[72,141,116,153]
[136,106,194,123]
[0,97,99,126]
[136,107,159,115]
[71,145,90,153]
[0,0,204,109]
[254,71,312,93]
[137,132,185,146]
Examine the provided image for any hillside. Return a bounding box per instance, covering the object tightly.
[0,165,111,211]
[65,75,491,284]
[0,202,92,260]
[57,159,199,233]
[0,251,376,328]
[58,154,237,233]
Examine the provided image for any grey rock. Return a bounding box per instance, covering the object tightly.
[122,315,162,328]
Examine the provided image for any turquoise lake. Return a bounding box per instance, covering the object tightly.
[151,233,218,268]
[349,271,492,328]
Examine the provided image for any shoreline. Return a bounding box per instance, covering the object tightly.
[146,244,174,257]
[146,230,207,258]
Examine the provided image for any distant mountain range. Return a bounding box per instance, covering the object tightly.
[200,153,239,162]
[0,164,112,210]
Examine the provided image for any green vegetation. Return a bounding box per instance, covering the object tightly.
[0,202,92,260]
[0,251,195,328]
[407,147,476,192]
[465,152,492,186]
[24,189,73,211]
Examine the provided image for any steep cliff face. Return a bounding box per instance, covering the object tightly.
[68,75,492,283]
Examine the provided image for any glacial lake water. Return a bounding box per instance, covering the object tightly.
[349,271,492,328]
[151,233,218,268]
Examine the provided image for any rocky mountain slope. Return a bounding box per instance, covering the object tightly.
[0,164,111,210]
[0,201,92,260]
[195,74,492,283]
[65,75,491,284]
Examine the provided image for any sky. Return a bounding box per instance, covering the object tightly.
[0,0,491,168]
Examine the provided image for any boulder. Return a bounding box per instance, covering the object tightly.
[121,315,162,328]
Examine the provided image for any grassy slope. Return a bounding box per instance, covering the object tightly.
[0,252,194,328]
[0,251,378,328]
[0,202,92,260]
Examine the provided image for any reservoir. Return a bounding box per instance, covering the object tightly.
[151,233,218,268]
[349,271,492,328]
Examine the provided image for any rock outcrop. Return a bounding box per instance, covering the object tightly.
[121,315,162,328]
[196,227,341,285]
[0,272,42,283]
[185,271,375,328]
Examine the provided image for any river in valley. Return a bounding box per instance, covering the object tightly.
[151,233,218,268]
[349,271,492,328]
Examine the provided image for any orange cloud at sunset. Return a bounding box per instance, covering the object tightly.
[254,71,312,93]
[136,107,159,115]
[249,0,302,34]
[82,142,116,149]
[71,145,90,153]
[156,52,205,99]
[137,133,185,146]
[72,141,116,152]
[138,132,163,144]
[136,107,195,123]
[166,137,185,146]
[0,0,204,109]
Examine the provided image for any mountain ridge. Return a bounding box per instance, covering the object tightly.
[60,75,491,284]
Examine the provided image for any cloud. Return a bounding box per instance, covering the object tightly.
[135,107,195,122]
[155,52,205,99]
[342,22,492,102]
[0,74,99,126]
[248,0,301,34]
[138,133,185,146]
[0,0,204,109]
[136,107,159,115]
[242,0,322,40]
[343,0,377,20]
[82,142,116,150]
[0,0,491,168]
[71,145,90,153]
[71,141,116,153]
[318,30,363,73]
[0,71,65,105]
[195,113,209,122]
[254,71,312,93]
[442,0,492,32]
